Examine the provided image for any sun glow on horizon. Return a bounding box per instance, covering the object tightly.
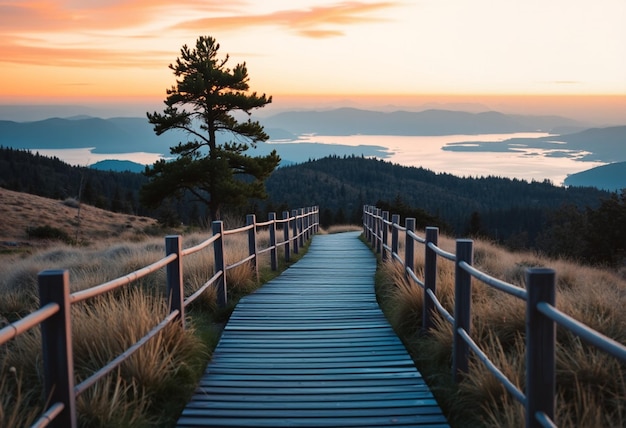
[0,0,624,122]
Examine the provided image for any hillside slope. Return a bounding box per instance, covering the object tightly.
[0,187,157,247]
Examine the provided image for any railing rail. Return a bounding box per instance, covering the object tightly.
[0,206,319,428]
[363,204,626,428]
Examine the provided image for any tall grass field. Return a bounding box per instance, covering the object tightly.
[375,232,626,427]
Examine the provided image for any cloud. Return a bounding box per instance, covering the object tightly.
[298,30,345,39]
[174,2,398,38]
[0,0,242,31]
[0,1,398,69]
[0,0,242,68]
[0,42,168,68]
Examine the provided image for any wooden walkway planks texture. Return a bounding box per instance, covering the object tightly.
[178,231,449,428]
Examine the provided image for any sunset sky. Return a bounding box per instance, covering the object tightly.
[0,0,625,122]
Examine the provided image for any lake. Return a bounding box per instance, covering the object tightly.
[34,132,605,186]
[267,133,605,185]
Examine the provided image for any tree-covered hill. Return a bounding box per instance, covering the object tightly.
[0,146,149,215]
[564,161,626,191]
[264,155,609,240]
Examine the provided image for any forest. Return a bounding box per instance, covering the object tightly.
[0,147,623,267]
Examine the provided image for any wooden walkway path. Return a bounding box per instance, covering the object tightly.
[177,232,449,427]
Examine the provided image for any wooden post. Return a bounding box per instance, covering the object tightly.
[381,211,390,261]
[453,239,473,382]
[302,207,307,242]
[247,214,258,282]
[292,209,299,255]
[298,208,305,249]
[38,270,77,428]
[391,214,400,258]
[373,208,381,250]
[212,221,227,307]
[526,268,556,428]
[404,218,415,279]
[362,205,367,239]
[283,211,291,262]
[315,205,319,233]
[269,212,278,271]
[364,206,371,244]
[368,206,374,245]
[165,235,184,328]
[304,207,310,241]
[423,227,439,334]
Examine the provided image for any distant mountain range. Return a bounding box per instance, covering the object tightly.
[259,107,585,136]
[0,117,182,154]
[0,108,585,153]
[1,108,624,191]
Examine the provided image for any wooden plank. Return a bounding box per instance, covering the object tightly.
[178,415,448,428]
[180,406,446,418]
[177,232,449,427]
[187,391,437,403]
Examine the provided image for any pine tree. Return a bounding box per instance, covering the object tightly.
[141,36,280,220]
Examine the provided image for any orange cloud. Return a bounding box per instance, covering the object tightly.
[0,1,398,73]
[0,0,241,31]
[0,0,243,68]
[299,30,345,39]
[174,2,398,37]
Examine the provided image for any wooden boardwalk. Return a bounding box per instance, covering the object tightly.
[177,232,449,427]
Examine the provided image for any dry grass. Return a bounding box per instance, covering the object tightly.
[376,230,626,428]
[0,186,158,254]
[320,224,363,234]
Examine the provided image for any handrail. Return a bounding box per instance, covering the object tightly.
[74,310,181,397]
[223,223,254,236]
[426,288,454,325]
[184,271,223,308]
[362,204,626,428]
[459,261,528,301]
[181,234,220,256]
[1,206,319,428]
[30,402,65,428]
[0,302,59,346]
[70,253,178,304]
[427,241,456,261]
[537,302,626,361]
[457,327,526,405]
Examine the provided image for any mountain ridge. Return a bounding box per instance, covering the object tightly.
[259,107,585,136]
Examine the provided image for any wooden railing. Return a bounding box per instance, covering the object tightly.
[362,205,626,428]
[0,206,319,428]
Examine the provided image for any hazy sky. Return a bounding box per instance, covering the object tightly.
[0,0,625,121]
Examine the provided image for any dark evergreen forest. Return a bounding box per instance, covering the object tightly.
[1,148,623,266]
[0,146,149,215]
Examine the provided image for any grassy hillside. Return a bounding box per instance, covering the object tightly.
[0,187,158,252]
